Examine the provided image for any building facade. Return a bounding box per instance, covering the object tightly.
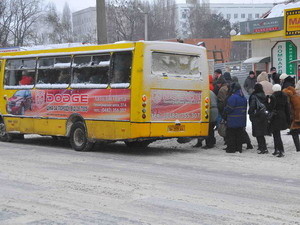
[72,7,97,42]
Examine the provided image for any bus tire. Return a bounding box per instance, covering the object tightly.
[0,121,13,142]
[70,122,94,151]
[125,140,151,148]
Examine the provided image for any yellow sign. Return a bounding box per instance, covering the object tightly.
[285,8,300,37]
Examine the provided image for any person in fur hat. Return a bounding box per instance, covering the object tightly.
[257,72,273,96]
[282,86,300,152]
[268,84,291,157]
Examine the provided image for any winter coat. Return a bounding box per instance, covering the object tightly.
[268,91,290,132]
[243,76,257,95]
[248,92,269,137]
[213,75,226,95]
[271,72,280,84]
[209,91,218,123]
[282,86,300,129]
[19,75,33,85]
[224,90,247,128]
[257,72,273,96]
[217,83,229,114]
[282,76,295,89]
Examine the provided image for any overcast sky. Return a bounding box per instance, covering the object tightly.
[48,0,282,12]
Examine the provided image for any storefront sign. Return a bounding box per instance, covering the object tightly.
[272,41,297,75]
[285,8,300,37]
[240,17,283,35]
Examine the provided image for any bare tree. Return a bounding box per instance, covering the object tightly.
[61,2,73,42]
[7,0,42,46]
[0,0,13,47]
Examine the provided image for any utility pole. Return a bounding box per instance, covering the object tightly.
[96,0,108,44]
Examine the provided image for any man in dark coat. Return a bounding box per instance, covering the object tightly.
[223,82,247,153]
[244,71,257,95]
[269,67,280,84]
[213,69,226,95]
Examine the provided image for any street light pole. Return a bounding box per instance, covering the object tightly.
[96,0,108,44]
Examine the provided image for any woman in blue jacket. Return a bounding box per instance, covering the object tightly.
[224,82,247,153]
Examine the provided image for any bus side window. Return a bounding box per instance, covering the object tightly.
[89,54,110,84]
[72,55,91,84]
[4,59,36,87]
[111,52,132,86]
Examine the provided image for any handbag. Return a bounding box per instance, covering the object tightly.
[218,120,227,137]
[254,95,268,116]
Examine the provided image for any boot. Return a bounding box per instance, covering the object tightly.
[246,143,253,149]
[292,133,300,152]
[272,149,279,156]
[277,152,284,157]
[193,139,203,147]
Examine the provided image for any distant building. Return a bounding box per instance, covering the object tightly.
[175,1,274,38]
[210,3,274,24]
[72,7,97,42]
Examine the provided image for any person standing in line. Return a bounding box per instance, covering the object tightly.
[248,83,269,154]
[223,76,253,150]
[268,84,290,157]
[213,69,226,95]
[223,72,232,83]
[244,71,257,95]
[269,67,280,84]
[194,90,218,148]
[257,71,274,96]
[282,86,300,152]
[223,82,247,153]
[280,73,295,89]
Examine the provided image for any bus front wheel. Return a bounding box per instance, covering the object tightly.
[0,121,13,142]
[70,122,94,151]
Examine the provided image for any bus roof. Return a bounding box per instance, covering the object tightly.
[0,41,204,59]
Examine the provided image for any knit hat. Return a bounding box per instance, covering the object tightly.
[272,84,281,92]
[279,73,288,80]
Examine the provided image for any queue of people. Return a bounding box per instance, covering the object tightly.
[194,67,300,157]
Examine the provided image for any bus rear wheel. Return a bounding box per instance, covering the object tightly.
[0,121,13,142]
[125,140,152,148]
[70,122,94,151]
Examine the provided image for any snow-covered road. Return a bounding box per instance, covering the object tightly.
[0,133,299,225]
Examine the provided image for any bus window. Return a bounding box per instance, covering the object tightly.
[37,56,71,88]
[4,59,35,88]
[152,52,201,78]
[110,52,132,88]
[71,54,110,88]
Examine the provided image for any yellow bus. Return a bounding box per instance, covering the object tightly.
[0,41,210,151]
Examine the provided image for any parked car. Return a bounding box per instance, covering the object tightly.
[6,90,32,115]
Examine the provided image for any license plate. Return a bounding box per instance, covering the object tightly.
[167,125,185,132]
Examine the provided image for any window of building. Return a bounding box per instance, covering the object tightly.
[248,14,252,19]
[241,14,245,19]
[71,54,110,88]
[255,13,260,18]
[110,52,132,88]
[227,14,231,19]
[5,58,36,88]
[234,14,238,19]
[36,56,71,88]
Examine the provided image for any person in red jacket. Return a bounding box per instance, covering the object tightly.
[19,70,33,85]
